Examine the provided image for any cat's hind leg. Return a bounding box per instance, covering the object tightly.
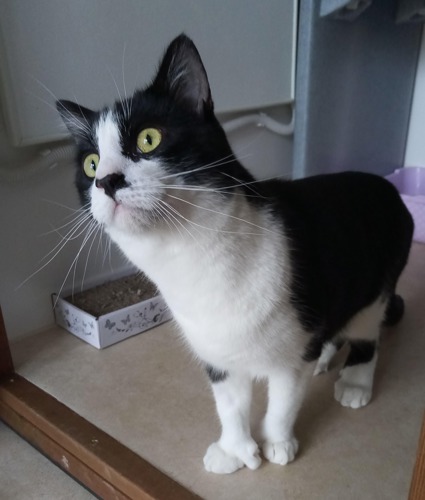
[382,293,405,326]
[334,296,388,409]
[203,367,261,474]
[334,293,406,409]
[334,340,378,409]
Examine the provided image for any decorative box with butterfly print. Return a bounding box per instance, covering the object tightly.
[52,275,172,348]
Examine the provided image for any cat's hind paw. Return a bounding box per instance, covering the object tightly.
[334,379,372,409]
[262,438,299,465]
[203,441,261,474]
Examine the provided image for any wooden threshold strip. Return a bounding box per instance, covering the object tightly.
[409,412,425,500]
[0,374,200,500]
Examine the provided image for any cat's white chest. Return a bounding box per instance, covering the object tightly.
[141,235,254,361]
[109,224,299,372]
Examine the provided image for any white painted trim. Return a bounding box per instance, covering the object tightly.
[405,30,425,168]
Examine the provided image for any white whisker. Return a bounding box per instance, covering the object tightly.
[40,209,92,237]
[27,76,65,116]
[55,219,100,305]
[165,193,279,235]
[121,43,132,121]
[80,223,103,292]
[17,205,94,291]
[159,153,248,181]
[73,97,94,135]
[158,184,266,199]
[152,201,185,240]
[16,217,90,290]
[107,65,127,126]
[156,198,204,247]
[219,171,265,198]
[159,197,264,236]
[41,211,92,259]
[41,198,90,213]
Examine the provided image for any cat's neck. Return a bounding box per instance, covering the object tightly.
[107,192,287,322]
[109,191,265,269]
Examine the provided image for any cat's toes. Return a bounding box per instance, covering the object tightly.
[203,441,261,474]
[262,438,299,465]
[203,443,243,474]
[334,379,372,409]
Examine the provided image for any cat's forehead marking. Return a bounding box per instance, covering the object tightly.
[96,111,122,159]
[95,111,125,178]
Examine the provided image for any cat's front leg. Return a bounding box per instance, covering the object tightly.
[203,368,261,474]
[261,368,309,465]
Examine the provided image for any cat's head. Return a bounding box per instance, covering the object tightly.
[57,34,252,236]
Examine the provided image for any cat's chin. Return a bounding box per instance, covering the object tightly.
[101,204,156,236]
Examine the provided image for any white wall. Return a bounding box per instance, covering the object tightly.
[0,0,296,146]
[405,29,425,167]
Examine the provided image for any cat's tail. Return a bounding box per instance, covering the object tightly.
[382,294,405,326]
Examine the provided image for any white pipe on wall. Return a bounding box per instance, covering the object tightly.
[222,109,294,136]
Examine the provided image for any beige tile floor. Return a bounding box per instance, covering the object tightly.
[4,242,425,499]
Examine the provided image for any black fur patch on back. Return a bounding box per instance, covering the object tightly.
[256,173,413,362]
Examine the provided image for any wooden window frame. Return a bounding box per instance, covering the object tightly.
[0,306,423,499]
[0,307,199,499]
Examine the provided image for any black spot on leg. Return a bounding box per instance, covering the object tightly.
[345,340,376,367]
[205,364,228,383]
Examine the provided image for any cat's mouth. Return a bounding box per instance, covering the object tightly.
[90,184,132,229]
[92,184,168,233]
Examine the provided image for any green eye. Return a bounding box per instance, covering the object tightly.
[83,153,99,178]
[137,128,162,154]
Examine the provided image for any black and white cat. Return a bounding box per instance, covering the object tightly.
[57,35,413,474]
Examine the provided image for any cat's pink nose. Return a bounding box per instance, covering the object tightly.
[95,173,128,199]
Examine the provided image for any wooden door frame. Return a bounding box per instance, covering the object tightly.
[0,306,423,499]
[0,307,199,499]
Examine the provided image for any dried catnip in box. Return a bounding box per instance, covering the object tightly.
[53,274,171,348]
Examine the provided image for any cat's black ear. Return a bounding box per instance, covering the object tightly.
[151,34,213,115]
[56,99,96,138]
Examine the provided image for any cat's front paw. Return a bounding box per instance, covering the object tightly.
[262,438,299,465]
[334,379,372,409]
[203,440,261,474]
